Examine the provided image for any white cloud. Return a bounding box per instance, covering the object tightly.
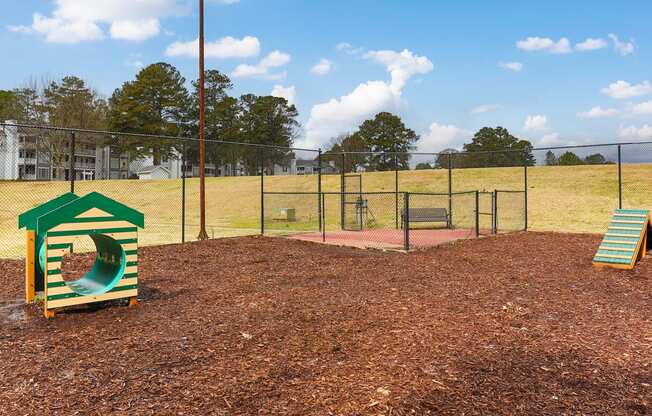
[618,125,652,140]
[419,123,471,152]
[523,115,548,131]
[165,36,260,58]
[601,80,652,99]
[30,13,104,43]
[608,33,635,56]
[110,18,160,41]
[336,42,363,55]
[630,100,652,116]
[575,37,607,51]
[232,50,291,79]
[471,104,501,114]
[311,59,332,75]
[363,49,434,92]
[304,48,433,148]
[6,25,34,35]
[538,132,562,146]
[9,0,188,43]
[271,85,296,106]
[577,106,620,119]
[497,61,523,72]
[516,37,572,54]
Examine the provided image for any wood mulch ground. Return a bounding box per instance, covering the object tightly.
[0,232,650,415]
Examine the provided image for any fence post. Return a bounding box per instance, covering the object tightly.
[448,152,453,226]
[318,149,322,232]
[181,142,186,244]
[322,193,326,243]
[260,153,265,235]
[524,155,528,231]
[492,190,496,234]
[403,192,410,251]
[395,154,399,230]
[617,144,622,209]
[475,190,480,238]
[69,131,76,193]
[340,153,345,229]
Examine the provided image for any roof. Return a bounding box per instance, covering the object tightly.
[296,159,319,167]
[19,192,144,234]
[18,192,79,230]
[137,165,171,175]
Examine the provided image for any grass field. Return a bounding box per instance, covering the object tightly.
[1,163,650,258]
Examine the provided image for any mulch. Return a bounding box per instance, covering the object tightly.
[0,232,650,415]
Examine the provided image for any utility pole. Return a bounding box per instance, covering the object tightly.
[197,0,208,240]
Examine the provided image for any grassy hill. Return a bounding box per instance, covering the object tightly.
[1,163,649,258]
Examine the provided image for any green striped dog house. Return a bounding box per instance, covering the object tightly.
[19,192,144,318]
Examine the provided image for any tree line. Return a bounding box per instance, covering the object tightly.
[0,63,298,174]
[2,61,609,175]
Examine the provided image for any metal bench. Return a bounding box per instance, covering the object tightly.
[401,207,450,229]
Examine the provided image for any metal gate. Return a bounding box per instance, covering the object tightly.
[341,174,363,230]
[478,191,496,235]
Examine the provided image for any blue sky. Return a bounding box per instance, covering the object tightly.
[2,0,652,152]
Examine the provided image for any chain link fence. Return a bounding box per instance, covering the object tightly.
[2,122,652,257]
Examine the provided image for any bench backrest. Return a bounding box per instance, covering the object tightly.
[405,207,448,221]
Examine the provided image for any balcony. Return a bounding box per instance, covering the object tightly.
[75,149,97,157]
[75,163,97,170]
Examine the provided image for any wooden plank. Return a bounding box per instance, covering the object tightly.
[611,219,647,224]
[25,231,35,304]
[46,277,138,296]
[50,220,132,233]
[594,253,632,259]
[75,208,114,218]
[598,246,635,252]
[47,288,138,309]
[593,261,634,270]
[47,231,137,245]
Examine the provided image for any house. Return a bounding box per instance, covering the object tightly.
[136,165,172,180]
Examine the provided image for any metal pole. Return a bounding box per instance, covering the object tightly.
[322,193,326,243]
[181,143,186,244]
[197,0,208,240]
[617,144,622,209]
[448,153,453,226]
[475,190,480,238]
[318,149,322,232]
[493,189,498,234]
[340,153,345,229]
[524,156,528,231]
[69,131,76,193]
[395,154,399,230]
[260,153,265,235]
[403,192,410,251]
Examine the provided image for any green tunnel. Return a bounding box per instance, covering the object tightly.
[39,234,126,297]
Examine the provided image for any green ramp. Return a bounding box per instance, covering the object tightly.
[593,209,650,270]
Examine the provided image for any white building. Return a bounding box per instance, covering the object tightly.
[136,165,172,180]
[0,123,102,181]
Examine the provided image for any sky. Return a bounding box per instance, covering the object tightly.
[1,0,652,153]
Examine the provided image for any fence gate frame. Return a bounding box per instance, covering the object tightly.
[341,174,363,231]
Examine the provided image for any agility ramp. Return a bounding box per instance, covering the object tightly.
[593,209,650,270]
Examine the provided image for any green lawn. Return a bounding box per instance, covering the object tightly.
[1,163,649,258]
